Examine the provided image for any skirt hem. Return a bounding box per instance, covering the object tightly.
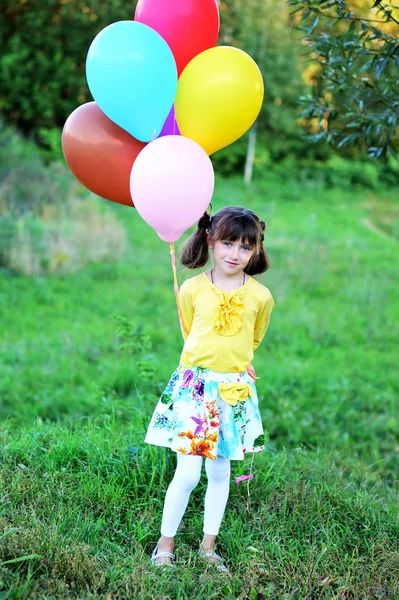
[145,438,265,461]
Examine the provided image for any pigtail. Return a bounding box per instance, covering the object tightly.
[180,212,211,269]
[259,220,266,242]
[245,247,270,276]
[244,219,270,276]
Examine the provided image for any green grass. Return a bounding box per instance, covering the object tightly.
[1,175,399,599]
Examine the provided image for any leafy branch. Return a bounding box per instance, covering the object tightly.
[291,0,399,156]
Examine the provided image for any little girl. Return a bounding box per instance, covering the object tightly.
[145,205,274,571]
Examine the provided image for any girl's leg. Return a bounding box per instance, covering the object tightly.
[155,453,203,562]
[202,456,231,552]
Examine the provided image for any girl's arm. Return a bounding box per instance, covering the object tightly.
[178,281,194,341]
[253,293,274,350]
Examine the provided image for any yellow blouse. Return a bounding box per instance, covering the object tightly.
[179,272,274,373]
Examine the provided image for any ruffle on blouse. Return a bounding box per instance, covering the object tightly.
[213,289,245,336]
[218,383,252,407]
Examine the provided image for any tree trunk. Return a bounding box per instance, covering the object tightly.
[243,19,267,186]
[244,120,258,186]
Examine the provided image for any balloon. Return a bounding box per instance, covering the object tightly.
[134,0,219,76]
[62,102,146,206]
[159,106,180,137]
[86,21,177,142]
[130,136,214,242]
[175,46,264,155]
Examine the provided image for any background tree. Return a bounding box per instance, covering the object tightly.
[292,0,399,157]
[0,1,128,135]
[218,0,310,180]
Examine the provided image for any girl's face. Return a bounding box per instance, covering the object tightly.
[209,239,254,276]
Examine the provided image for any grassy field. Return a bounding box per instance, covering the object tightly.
[1,175,399,599]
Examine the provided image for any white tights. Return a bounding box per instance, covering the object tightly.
[161,454,231,537]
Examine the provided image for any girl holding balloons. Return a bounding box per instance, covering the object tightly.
[146,206,274,570]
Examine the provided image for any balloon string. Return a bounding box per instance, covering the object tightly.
[169,242,189,336]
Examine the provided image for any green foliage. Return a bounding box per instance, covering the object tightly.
[212,135,251,176]
[0,123,128,274]
[0,0,131,133]
[281,154,381,188]
[292,0,399,156]
[38,127,65,162]
[113,315,155,381]
[320,154,380,187]
[212,126,399,186]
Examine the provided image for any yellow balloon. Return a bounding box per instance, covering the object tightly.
[175,46,264,155]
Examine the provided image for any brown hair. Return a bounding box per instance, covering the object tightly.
[180,206,270,276]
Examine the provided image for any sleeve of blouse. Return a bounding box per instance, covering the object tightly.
[178,280,194,341]
[253,291,274,350]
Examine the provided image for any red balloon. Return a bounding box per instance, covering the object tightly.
[62,102,146,207]
[134,0,219,76]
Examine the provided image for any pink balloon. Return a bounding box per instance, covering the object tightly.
[130,135,214,242]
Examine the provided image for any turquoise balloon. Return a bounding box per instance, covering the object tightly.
[86,21,177,142]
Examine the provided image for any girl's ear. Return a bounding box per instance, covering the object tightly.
[206,231,213,249]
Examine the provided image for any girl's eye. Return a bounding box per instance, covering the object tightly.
[223,242,232,247]
[242,246,250,251]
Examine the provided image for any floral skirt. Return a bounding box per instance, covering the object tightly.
[145,364,265,460]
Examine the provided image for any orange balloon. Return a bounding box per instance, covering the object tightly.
[62,102,146,207]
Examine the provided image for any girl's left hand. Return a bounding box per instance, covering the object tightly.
[247,363,257,383]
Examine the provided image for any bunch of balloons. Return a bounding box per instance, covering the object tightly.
[62,0,264,243]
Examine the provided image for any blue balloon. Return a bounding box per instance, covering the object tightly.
[86,21,177,142]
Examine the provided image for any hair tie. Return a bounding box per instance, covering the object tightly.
[198,212,211,230]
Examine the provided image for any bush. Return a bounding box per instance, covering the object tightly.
[0,124,128,275]
[320,155,380,189]
[211,130,384,188]
[265,153,382,190]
